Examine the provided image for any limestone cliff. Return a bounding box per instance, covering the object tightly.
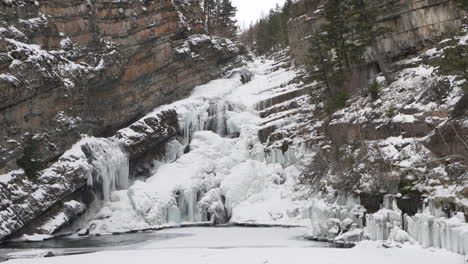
[0,0,242,240]
[0,0,241,175]
[288,0,466,65]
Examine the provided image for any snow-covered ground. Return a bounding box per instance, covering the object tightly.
[3,227,464,264]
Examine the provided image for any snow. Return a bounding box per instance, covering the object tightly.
[52,55,465,260]
[141,227,316,249]
[15,234,52,242]
[392,113,416,123]
[4,234,463,264]
[0,169,21,184]
[80,58,308,235]
[4,50,465,263]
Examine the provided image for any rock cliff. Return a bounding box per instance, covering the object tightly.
[259,0,467,225]
[0,0,242,240]
[288,0,466,65]
[0,0,241,175]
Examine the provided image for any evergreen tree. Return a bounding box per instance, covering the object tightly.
[218,0,238,39]
[455,0,468,10]
[255,18,271,54]
[203,0,216,34]
[281,0,293,45]
[306,0,393,112]
[350,0,393,82]
[203,0,238,39]
[306,0,354,97]
[306,29,337,95]
[240,0,294,55]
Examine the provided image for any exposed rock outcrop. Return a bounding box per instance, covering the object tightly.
[0,107,180,240]
[0,0,242,176]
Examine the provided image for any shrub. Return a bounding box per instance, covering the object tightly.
[386,105,396,118]
[16,138,45,177]
[325,90,349,114]
[367,80,381,100]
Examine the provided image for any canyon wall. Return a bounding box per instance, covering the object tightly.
[0,0,242,176]
[288,0,466,66]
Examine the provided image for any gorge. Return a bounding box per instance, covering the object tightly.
[0,0,467,263]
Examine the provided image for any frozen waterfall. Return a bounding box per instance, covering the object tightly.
[82,139,129,201]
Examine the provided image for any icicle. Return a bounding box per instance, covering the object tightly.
[84,138,129,201]
[167,206,181,224]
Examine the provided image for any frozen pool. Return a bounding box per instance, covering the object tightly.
[0,227,326,261]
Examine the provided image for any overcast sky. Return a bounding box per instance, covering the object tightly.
[232,0,286,30]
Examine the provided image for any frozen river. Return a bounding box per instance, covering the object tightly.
[0,227,323,261]
[1,227,464,264]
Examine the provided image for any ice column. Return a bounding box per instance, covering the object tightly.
[84,139,129,201]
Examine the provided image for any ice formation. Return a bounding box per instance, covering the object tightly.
[82,59,310,234]
[83,139,130,201]
[75,58,468,258]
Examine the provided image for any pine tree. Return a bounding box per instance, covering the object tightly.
[306,29,336,95]
[255,18,271,54]
[240,0,294,55]
[218,0,238,39]
[306,0,395,112]
[203,0,238,39]
[350,0,393,83]
[306,0,353,94]
[281,0,293,45]
[203,0,216,34]
[455,0,468,10]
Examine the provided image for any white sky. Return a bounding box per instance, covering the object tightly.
[232,0,286,30]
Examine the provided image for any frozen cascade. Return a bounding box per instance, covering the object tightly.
[270,148,290,166]
[83,139,129,201]
[76,58,468,258]
[122,99,248,226]
[176,99,233,148]
[165,189,205,224]
[366,209,402,241]
[205,101,232,136]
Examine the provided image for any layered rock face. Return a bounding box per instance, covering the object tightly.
[255,44,467,253]
[253,0,468,246]
[0,0,241,175]
[0,0,241,240]
[288,0,466,66]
